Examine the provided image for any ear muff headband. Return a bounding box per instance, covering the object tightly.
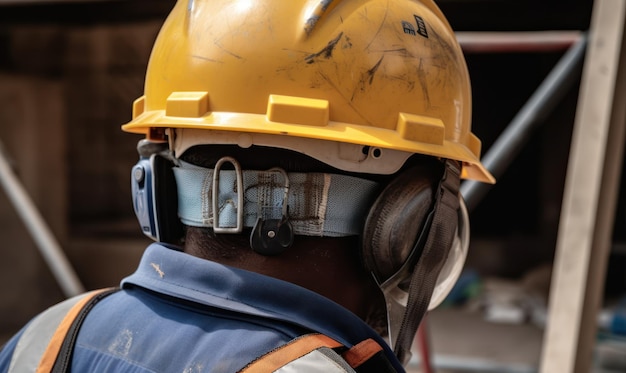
[362,159,461,365]
[393,160,460,362]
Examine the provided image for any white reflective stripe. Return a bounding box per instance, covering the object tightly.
[8,293,89,373]
[274,347,356,373]
[173,160,380,237]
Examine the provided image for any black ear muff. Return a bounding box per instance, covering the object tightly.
[151,153,184,243]
[361,164,440,284]
[364,159,461,364]
[131,140,184,244]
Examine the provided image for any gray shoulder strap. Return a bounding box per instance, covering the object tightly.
[8,292,95,373]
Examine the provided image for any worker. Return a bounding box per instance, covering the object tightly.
[0,0,494,372]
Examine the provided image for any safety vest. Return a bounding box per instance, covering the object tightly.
[7,288,397,373]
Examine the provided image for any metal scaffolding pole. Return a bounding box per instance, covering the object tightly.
[461,33,588,211]
[456,31,582,53]
[0,142,85,298]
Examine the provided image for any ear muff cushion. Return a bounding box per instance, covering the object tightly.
[152,154,185,243]
[361,165,439,283]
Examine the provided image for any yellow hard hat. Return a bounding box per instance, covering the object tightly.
[122,0,494,184]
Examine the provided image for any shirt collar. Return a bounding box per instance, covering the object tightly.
[121,243,400,370]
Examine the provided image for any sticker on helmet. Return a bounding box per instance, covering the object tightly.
[402,15,429,39]
[414,15,429,38]
[402,21,416,36]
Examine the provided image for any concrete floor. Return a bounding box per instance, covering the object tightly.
[407,307,543,373]
[408,307,626,373]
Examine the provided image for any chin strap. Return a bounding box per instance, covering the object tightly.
[392,159,460,365]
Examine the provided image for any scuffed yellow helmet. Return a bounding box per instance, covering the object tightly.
[123,0,494,184]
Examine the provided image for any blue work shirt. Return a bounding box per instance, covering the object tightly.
[0,243,403,372]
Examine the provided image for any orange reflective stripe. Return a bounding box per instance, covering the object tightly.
[239,334,344,373]
[342,338,383,368]
[35,288,113,373]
